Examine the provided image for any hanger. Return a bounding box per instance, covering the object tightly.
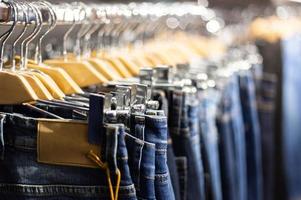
[105,7,141,76]
[22,2,66,100]
[25,1,84,95]
[43,3,108,87]
[95,6,132,78]
[4,2,53,100]
[80,7,122,81]
[0,1,38,104]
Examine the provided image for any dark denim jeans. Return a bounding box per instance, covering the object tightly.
[199,89,222,200]
[154,89,181,200]
[167,135,181,200]
[127,115,147,191]
[175,157,187,200]
[116,125,138,199]
[216,99,237,200]
[170,92,205,200]
[145,115,175,200]
[257,73,277,200]
[239,70,263,200]
[139,141,156,200]
[0,113,136,200]
[216,74,247,200]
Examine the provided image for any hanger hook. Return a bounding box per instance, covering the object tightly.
[34,1,57,64]
[74,3,89,59]
[81,8,102,58]
[62,3,76,61]
[20,2,42,70]
[0,1,18,71]
[11,1,29,71]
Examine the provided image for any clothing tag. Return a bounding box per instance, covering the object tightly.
[88,94,105,145]
[38,120,101,168]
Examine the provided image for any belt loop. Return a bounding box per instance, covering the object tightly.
[0,114,6,160]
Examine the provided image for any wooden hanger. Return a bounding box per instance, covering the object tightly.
[44,5,108,87]
[26,1,84,95]
[0,2,38,104]
[11,2,69,100]
[78,19,122,81]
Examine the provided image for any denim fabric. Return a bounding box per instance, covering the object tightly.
[116,125,138,200]
[167,135,181,200]
[216,100,237,200]
[168,90,186,200]
[170,93,205,200]
[257,73,277,200]
[282,34,301,200]
[125,133,156,200]
[186,102,205,200]
[199,89,222,200]
[0,113,136,200]
[138,139,156,200]
[127,116,145,190]
[239,70,263,200]
[154,89,181,200]
[216,74,247,200]
[145,115,175,200]
[175,157,187,200]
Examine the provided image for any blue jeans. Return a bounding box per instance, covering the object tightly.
[257,73,277,200]
[199,89,222,200]
[145,115,175,200]
[216,74,247,200]
[175,157,187,200]
[125,131,156,200]
[169,91,205,200]
[154,89,181,200]
[239,70,263,200]
[139,141,156,200]
[282,34,301,200]
[0,113,136,200]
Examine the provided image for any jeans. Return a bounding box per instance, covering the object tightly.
[127,115,146,191]
[257,73,277,200]
[239,70,263,200]
[217,74,247,200]
[170,91,205,200]
[282,34,301,200]
[167,136,181,200]
[117,125,138,200]
[145,115,175,200]
[125,132,156,200]
[139,139,156,200]
[154,89,181,200]
[175,157,187,200]
[199,89,222,200]
[0,113,136,200]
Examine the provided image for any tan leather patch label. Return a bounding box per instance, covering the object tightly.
[37,120,100,168]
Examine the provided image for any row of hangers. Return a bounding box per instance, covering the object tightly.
[0,1,225,106]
